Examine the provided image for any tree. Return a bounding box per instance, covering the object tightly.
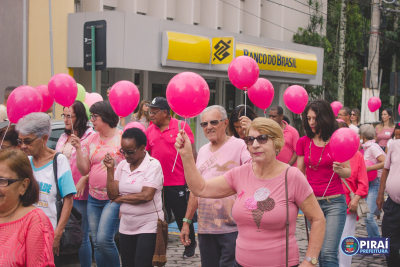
[337,0,346,104]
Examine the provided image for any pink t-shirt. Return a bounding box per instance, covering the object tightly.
[196,137,252,234]
[376,127,394,147]
[296,136,345,197]
[276,121,300,166]
[384,140,400,204]
[56,127,94,200]
[224,165,313,267]
[146,118,194,186]
[114,152,164,235]
[0,209,55,267]
[82,130,124,200]
[362,140,385,178]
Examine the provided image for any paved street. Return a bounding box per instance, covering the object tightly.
[60,214,387,267]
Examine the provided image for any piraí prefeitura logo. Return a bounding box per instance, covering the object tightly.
[340,236,390,256]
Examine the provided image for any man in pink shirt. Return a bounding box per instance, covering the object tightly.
[269,106,299,166]
[145,97,198,258]
[180,105,251,267]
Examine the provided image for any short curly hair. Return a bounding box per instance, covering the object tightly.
[246,117,285,152]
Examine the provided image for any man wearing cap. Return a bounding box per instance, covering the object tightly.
[145,97,198,258]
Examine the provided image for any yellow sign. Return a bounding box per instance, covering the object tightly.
[236,43,318,76]
[211,37,234,64]
[166,32,210,64]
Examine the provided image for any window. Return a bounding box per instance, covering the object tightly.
[134,73,140,86]
[103,5,116,11]
[167,17,174,21]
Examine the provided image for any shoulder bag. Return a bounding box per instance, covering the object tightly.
[341,178,370,218]
[53,152,83,254]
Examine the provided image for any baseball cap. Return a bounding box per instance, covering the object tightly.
[146,97,170,111]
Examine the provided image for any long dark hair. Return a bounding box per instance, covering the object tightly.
[136,100,150,122]
[227,105,258,138]
[380,108,395,128]
[390,123,400,139]
[302,99,338,142]
[64,101,89,138]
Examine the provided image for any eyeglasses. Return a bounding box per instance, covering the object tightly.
[245,135,274,145]
[1,145,13,150]
[0,177,25,187]
[90,114,99,121]
[17,137,39,145]
[149,110,164,116]
[200,119,225,128]
[61,114,76,119]
[119,148,137,156]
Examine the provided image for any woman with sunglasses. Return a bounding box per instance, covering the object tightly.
[0,149,55,267]
[227,105,258,140]
[55,101,94,267]
[104,128,163,267]
[350,108,361,128]
[175,117,326,267]
[71,101,124,267]
[297,99,351,267]
[16,113,76,265]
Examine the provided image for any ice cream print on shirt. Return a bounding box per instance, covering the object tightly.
[244,187,275,230]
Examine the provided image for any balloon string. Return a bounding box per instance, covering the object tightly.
[244,89,247,117]
[0,122,11,149]
[172,118,186,172]
[69,108,74,135]
[264,110,267,118]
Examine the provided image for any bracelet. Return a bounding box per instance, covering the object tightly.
[183,218,192,224]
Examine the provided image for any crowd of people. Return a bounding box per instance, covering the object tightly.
[0,85,399,267]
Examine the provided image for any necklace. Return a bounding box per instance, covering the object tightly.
[308,139,327,170]
[208,136,229,171]
[1,203,20,223]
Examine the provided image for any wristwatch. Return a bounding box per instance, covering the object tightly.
[182,218,192,224]
[304,256,318,265]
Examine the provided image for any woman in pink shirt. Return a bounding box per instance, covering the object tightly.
[297,100,351,267]
[375,108,395,151]
[176,117,326,267]
[0,149,54,267]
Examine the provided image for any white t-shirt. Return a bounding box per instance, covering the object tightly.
[349,124,359,134]
[29,154,77,230]
[0,104,7,121]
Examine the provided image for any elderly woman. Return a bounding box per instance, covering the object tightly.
[176,117,325,267]
[0,124,20,150]
[16,112,76,263]
[0,149,55,266]
[72,101,124,267]
[227,105,258,140]
[55,101,94,267]
[297,100,351,266]
[360,124,386,238]
[104,128,164,267]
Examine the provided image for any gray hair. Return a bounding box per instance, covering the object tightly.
[360,124,376,140]
[200,105,228,120]
[16,112,51,138]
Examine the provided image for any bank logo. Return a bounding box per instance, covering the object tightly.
[213,40,231,62]
[340,236,390,256]
[212,37,234,64]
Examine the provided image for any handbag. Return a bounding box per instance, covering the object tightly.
[341,178,370,218]
[152,188,168,266]
[284,167,290,267]
[53,152,83,254]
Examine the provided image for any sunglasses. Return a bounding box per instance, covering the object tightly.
[119,148,137,156]
[245,135,273,145]
[200,119,225,128]
[0,177,25,187]
[351,113,356,116]
[17,137,39,145]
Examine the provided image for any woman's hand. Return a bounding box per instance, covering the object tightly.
[103,153,115,169]
[175,130,193,158]
[53,232,61,256]
[239,116,252,133]
[348,197,359,213]
[74,175,88,199]
[332,161,343,174]
[70,134,81,149]
[111,196,123,204]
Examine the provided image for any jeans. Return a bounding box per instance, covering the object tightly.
[382,196,400,267]
[87,194,121,267]
[233,261,299,267]
[310,195,347,267]
[198,232,238,267]
[119,233,156,267]
[73,199,92,267]
[364,177,381,238]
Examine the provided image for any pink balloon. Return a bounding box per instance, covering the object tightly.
[228,56,259,90]
[7,86,43,123]
[35,85,54,112]
[109,81,140,117]
[248,78,274,110]
[166,72,210,118]
[331,101,343,117]
[123,122,146,133]
[330,128,360,162]
[365,160,378,182]
[86,92,89,98]
[48,73,78,107]
[84,93,103,107]
[368,97,381,112]
[283,85,308,114]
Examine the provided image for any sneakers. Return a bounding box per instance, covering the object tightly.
[183,241,197,258]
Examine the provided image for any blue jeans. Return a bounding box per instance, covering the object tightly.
[88,194,121,267]
[73,200,92,267]
[364,177,381,238]
[310,195,347,267]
